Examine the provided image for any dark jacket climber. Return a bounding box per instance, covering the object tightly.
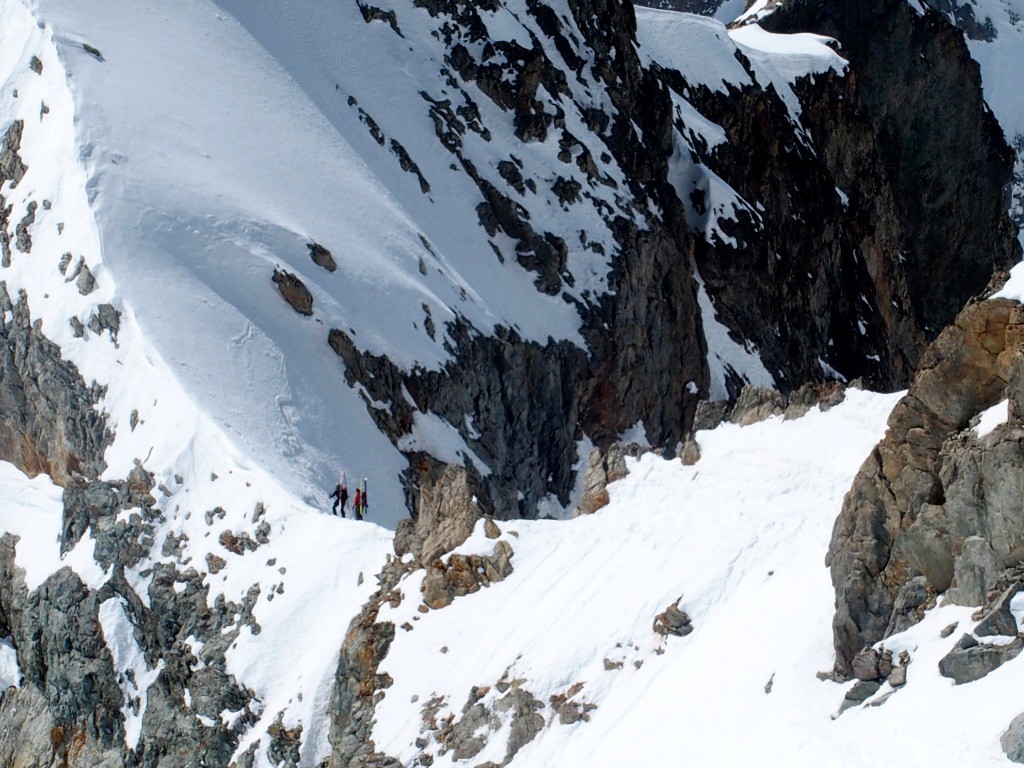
[330,483,349,517]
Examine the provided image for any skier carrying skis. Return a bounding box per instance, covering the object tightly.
[330,469,349,517]
[353,487,363,521]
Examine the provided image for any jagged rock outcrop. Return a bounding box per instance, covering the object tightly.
[0,286,260,764]
[394,463,487,565]
[326,571,402,768]
[421,540,514,610]
[574,442,646,516]
[827,293,1024,675]
[418,682,547,766]
[938,633,1024,685]
[0,476,263,767]
[0,283,110,484]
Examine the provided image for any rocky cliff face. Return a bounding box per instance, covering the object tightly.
[827,284,1024,676]
[328,0,1018,523]
[328,0,711,520]
[680,0,1019,392]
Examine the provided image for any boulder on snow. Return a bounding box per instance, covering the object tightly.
[888,664,908,688]
[272,268,313,316]
[1002,712,1024,763]
[938,633,1024,684]
[308,241,337,272]
[653,599,693,637]
[679,436,701,466]
[974,581,1023,638]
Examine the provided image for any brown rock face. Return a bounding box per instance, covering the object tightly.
[827,296,1024,675]
[271,268,313,316]
[421,540,514,610]
[0,284,111,485]
[393,463,486,565]
[575,443,644,516]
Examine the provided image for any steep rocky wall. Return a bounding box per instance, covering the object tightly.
[332,0,1019,523]
[766,0,1019,338]
[682,0,1019,392]
[331,0,707,520]
[827,289,1024,675]
[0,280,110,486]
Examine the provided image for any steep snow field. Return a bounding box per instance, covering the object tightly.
[372,389,1024,767]
[25,0,644,522]
[12,0,859,523]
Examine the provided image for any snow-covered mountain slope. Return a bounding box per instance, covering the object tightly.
[6,0,1014,526]
[349,388,1024,768]
[371,390,906,767]
[0,0,1023,766]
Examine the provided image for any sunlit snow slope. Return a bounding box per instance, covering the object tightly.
[28,0,645,523]
[367,389,1024,768]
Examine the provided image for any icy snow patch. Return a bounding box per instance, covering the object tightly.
[975,399,1009,438]
[0,638,19,691]
[0,460,81,591]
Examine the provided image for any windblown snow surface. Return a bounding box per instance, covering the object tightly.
[2,0,1024,765]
